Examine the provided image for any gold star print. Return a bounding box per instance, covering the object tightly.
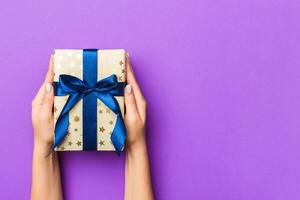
[121,69,125,74]
[109,121,113,125]
[60,146,65,151]
[74,116,80,122]
[118,76,123,81]
[74,128,78,132]
[99,126,105,133]
[68,141,72,146]
[99,140,105,146]
[54,106,57,112]
[106,108,111,113]
[99,109,103,114]
[98,101,102,106]
[76,141,82,146]
[119,60,124,66]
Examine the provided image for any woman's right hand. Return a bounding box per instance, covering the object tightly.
[124,53,154,200]
[124,53,147,151]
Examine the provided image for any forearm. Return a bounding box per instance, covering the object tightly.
[125,140,154,200]
[31,142,63,200]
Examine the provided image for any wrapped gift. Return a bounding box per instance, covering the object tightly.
[53,49,126,153]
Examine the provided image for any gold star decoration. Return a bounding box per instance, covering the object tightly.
[121,69,125,74]
[74,116,80,122]
[60,146,65,151]
[99,126,105,133]
[106,108,111,113]
[54,106,57,112]
[76,141,82,146]
[99,140,105,146]
[99,109,103,114]
[118,76,123,81]
[119,60,124,66]
[74,128,78,132]
[109,121,113,125]
[98,101,102,106]
[68,141,72,146]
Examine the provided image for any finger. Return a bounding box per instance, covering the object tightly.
[32,54,55,106]
[124,84,139,120]
[42,82,54,109]
[43,54,55,109]
[126,53,143,99]
[44,53,54,83]
[126,53,146,119]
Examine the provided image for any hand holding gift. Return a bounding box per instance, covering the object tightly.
[32,50,147,155]
[31,54,55,157]
[31,52,153,200]
[123,53,147,151]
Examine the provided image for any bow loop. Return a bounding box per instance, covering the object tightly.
[56,74,89,95]
[94,75,118,92]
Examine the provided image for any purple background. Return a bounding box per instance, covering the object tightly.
[0,0,299,199]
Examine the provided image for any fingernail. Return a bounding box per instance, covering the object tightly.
[45,83,52,93]
[126,84,132,94]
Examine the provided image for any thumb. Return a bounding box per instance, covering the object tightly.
[124,84,139,120]
[42,83,54,109]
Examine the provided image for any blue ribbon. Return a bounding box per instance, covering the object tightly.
[53,49,126,154]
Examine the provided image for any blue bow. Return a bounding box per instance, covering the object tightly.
[53,74,126,154]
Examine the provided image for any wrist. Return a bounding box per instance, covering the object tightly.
[33,140,54,159]
[126,138,147,156]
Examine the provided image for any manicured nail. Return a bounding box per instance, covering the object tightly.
[126,84,132,94]
[45,83,52,93]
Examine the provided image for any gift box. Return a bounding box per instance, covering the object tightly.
[53,49,126,152]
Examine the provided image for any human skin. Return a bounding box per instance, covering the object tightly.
[31,53,154,200]
[124,54,154,200]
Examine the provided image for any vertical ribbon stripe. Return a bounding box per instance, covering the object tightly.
[82,49,98,150]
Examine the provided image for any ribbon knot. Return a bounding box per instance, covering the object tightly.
[84,88,94,94]
[53,74,126,154]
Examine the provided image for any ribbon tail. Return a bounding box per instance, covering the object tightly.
[53,93,84,149]
[53,112,69,148]
[111,113,126,154]
[93,92,126,153]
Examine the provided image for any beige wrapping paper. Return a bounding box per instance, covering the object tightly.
[53,49,126,151]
